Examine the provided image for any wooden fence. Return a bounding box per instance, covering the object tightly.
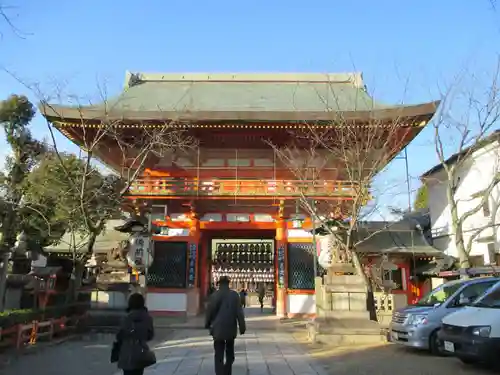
[0,309,88,351]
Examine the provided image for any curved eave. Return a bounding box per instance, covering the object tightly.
[38,100,441,124]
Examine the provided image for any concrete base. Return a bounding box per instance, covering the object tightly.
[307,318,386,345]
[311,273,386,345]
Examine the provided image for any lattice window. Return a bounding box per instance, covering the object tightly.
[287,243,323,290]
[147,242,187,288]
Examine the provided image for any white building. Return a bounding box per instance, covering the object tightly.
[422,131,500,266]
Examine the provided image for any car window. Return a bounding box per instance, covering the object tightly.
[453,281,497,306]
[474,282,500,308]
[416,282,463,306]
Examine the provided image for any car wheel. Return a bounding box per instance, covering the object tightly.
[429,330,445,356]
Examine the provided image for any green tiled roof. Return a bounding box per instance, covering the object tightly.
[98,72,388,113]
[40,72,440,123]
[44,220,129,254]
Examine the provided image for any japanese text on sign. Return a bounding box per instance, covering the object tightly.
[277,245,285,288]
[188,243,197,287]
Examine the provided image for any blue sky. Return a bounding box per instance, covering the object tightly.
[1,0,499,218]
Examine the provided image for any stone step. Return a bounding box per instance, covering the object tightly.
[307,318,387,345]
[323,274,366,285]
[325,284,367,292]
[310,330,387,345]
[319,310,371,320]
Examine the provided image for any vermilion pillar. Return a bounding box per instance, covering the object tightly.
[275,218,288,318]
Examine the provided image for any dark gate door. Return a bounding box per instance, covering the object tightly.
[147,242,188,288]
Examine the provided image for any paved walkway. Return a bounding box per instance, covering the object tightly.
[3,307,487,375]
[123,307,323,375]
[135,327,325,375]
[2,307,324,375]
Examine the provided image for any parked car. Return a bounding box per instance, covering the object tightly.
[439,279,500,366]
[390,277,499,355]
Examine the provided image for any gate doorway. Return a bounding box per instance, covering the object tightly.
[208,239,276,309]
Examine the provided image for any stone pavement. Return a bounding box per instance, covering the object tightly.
[2,307,325,375]
[130,327,326,375]
[2,307,488,375]
[116,307,325,375]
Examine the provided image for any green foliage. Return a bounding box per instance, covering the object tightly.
[0,94,123,257]
[23,151,124,256]
[0,94,44,252]
[0,95,35,133]
[414,184,429,210]
[0,308,32,318]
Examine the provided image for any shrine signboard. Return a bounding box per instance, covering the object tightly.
[277,245,285,288]
[188,243,197,287]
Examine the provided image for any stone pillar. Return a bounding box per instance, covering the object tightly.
[314,276,324,317]
[275,218,287,318]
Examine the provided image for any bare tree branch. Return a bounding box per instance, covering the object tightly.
[0,2,29,40]
[269,105,412,290]
[429,60,500,269]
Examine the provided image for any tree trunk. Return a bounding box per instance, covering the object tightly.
[343,228,371,292]
[72,262,85,301]
[351,250,373,292]
[85,231,98,257]
[446,183,471,270]
[83,220,106,262]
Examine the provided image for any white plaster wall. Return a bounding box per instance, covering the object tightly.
[287,294,316,314]
[427,141,500,264]
[427,172,451,237]
[287,229,313,238]
[158,228,190,236]
[146,292,187,312]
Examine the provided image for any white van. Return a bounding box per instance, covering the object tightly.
[439,280,500,365]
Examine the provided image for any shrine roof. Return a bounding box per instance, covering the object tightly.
[44,219,128,254]
[39,72,440,123]
[354,214,441,256]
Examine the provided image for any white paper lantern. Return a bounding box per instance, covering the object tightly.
[127,234,153,269]
[317,235,334,269]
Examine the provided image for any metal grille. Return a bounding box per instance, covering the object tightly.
[442,324,466,335]
[391,311,408,324]
[147,242,187,288]
[287,243,323,290]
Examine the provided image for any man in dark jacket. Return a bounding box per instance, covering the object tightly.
[205,276,246,375]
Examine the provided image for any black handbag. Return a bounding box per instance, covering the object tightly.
[137,344,156,368]
[110,340,121,363]
[130,321,156,368]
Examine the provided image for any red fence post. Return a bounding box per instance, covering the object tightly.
[29,321,38,345]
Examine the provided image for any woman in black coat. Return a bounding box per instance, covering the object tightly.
[115,293,155,375]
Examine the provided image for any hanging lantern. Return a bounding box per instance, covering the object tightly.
[126,233,153,269]
[317,235,334,269]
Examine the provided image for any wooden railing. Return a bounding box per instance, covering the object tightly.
[0,314,87,351]
[128,178,357,197]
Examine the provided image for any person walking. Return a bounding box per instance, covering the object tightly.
[258,283,266,311]
[205,276,246,375]
[112,293,156,375]
[239,288,247,308]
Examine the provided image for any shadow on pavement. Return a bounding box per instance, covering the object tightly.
[296,334,495,375]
